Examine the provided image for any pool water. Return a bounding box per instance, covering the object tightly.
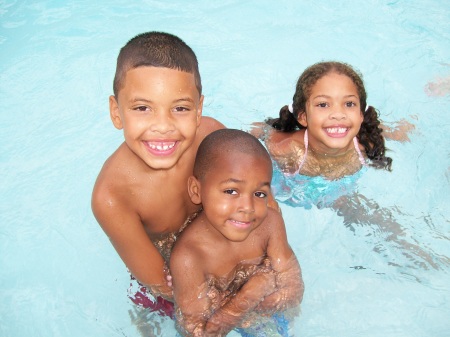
[1,1,449,336]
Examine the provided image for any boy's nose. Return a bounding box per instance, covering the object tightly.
[150,110,175,133]
[239,195,255,213]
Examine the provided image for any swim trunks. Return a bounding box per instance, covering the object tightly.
[235,311,293,337]
[128,275,175,319]
[127,209,202,319]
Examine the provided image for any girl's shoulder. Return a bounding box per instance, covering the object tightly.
[266,129,305,155]
[269,128,304,143]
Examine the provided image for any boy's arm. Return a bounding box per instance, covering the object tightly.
[256,209,304,313]
[171,244,275,337]
[170,244,211,336]
[92,187,172,299]
[204,269,277,336]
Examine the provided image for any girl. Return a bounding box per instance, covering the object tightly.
[254,61,392,180]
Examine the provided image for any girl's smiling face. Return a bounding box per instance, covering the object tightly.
[299,72,364,155]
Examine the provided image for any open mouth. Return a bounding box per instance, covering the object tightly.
[229,219,252,229]
[145,141,177,155]
[324,127,349,137]
[326,127,348,134]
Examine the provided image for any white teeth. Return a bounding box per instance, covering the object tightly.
[326,127,347,134]
[148,142,175,151]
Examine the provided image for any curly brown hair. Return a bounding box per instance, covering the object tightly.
[266,61,392,170]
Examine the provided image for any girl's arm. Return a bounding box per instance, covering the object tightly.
[250,123,304,173]
[380,118,415,142]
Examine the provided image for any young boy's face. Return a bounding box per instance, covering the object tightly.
[194,151,272,242]
[109,66,203,170]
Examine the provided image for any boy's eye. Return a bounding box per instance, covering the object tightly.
[254,191,267,198]
[173,106,191,113]
[224,189,238,195]
[134,106,149,112]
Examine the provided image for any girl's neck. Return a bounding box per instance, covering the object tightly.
[308,144,354,158]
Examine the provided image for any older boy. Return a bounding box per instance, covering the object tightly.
[170,129,304,336]
[91,32,224,301]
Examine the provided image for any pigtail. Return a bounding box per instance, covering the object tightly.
[265,105,303,132]
[358,106,392,171]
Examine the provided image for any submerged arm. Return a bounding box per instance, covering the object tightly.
[170,245,212,336]
[171,245,276,336]
[92,184,172,299]
[256,210,304,313]
[380,119,415,142]
[204,268,277,336]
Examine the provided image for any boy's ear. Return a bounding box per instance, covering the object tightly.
[298,111,308,127]
[187,176,202,205]
[196,95,204,126]
[109,95,123,130]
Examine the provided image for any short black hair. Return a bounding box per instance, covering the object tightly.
[113,31,202,97]
[194,129,272,180]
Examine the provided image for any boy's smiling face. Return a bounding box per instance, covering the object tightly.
[192,151,272,242]
[110,66,203,170]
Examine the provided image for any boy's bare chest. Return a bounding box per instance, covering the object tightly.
[207,240,266,277]
[131,177,198,236]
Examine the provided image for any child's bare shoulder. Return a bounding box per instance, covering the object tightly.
[94,145,126,190]
[197,116,225,140]
[267,129,304,156]
[173,218,205,249]
[92,142,157,217]
[261,208,285,231]
[170,220,209,266]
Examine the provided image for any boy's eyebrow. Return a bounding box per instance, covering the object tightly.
[130,97,195,104]
[220,178,271,188]
[173,97,195,104]
[131,97,153,103]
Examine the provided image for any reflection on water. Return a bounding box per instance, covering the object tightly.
[272,168,449,275]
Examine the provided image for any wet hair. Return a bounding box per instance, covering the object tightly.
[113,31,202,97]
[266,61,392,170]
[194,129,273,180]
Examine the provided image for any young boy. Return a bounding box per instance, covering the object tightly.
[170,129,304,336]
[91,32,224,302]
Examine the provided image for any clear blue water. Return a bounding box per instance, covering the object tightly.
[1,1,449,336]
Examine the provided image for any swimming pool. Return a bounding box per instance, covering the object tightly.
[1,0,449,336]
